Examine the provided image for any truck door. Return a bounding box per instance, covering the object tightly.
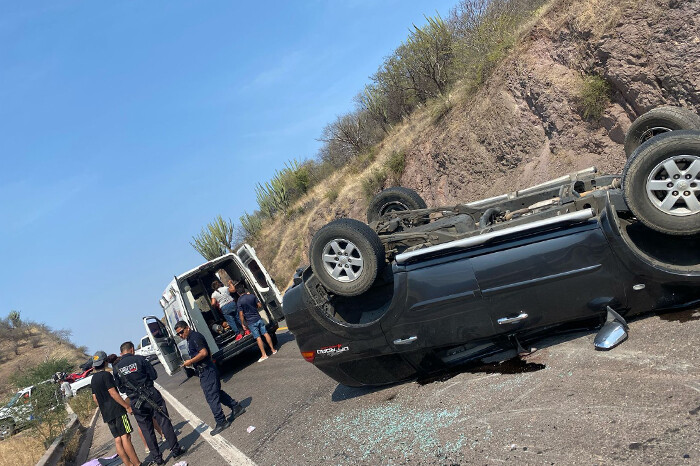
[236,244,284,320]
[471,222,626,336]
[382,255,494,371]
[143,316,183,375]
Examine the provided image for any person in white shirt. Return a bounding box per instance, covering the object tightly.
[210,279,248,341]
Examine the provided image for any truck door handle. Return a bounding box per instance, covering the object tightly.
[497,313,529,325]
[393,336,418,345]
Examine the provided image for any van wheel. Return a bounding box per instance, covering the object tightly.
[0,419,15,440]
[624,106,700,157]
[622,130,700,235]
[310,218,385,296]
[184,367,196,378]
[367,187,427,223]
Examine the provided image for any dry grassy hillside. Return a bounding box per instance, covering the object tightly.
[251,0,700,289]
[0,325,88,398]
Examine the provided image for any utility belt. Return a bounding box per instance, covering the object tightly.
[193,361,215,376]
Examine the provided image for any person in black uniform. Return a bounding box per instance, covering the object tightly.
[114,341,186,465]
[174,320,245,435]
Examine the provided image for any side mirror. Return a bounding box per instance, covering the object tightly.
[594,306,629,350]
[594,321,628,350]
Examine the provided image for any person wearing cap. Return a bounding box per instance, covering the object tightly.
[114,341,185,465]
[90,351,141,466]
[174,320,245,436]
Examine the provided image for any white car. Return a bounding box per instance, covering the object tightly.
[69,374,93,394]
[0,382,61,439]
[135,335,160,362]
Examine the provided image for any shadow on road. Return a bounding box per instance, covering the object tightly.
[657,307,700,323]
[218,330,294,383]
[331,383,398,402]
[168,420,204,460]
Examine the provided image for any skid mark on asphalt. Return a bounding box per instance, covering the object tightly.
[154,382,256,466]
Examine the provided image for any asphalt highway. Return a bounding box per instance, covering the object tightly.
[146,309,700,465]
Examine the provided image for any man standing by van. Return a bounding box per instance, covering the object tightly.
[115,341,185,465]
[175,320,245,435]
[237,286,277,362]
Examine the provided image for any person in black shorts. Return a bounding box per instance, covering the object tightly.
[90,351,141,466]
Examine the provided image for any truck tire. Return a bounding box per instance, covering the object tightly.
[624,106,700,157]
[367,187,427,223]
[310,218,385,296]
[270,331,278,347]
[622,130,700,235]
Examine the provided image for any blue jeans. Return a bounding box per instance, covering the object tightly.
[221,302,241,333]
[248,319,267,339]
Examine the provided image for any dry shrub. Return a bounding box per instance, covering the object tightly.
[572,0,659,37]
[0,434,44,466]
[362,169,388,200]
[68,389,97,424]
[578,74,610,120]
[325,187,340,203]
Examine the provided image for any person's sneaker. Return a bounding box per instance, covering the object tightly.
[210,420,231,436]
[159,434,166,443]
[271,350,278,355]
[229,404,246,422]
[243,329,251,336]
[234,333,243,341]
[171,446,187,458]
[145,448,150,454]
[257,356,268,362]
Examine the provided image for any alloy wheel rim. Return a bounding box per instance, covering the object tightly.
[645,155,700,216]
[321,238,364,282]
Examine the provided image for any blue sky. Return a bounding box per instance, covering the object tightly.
[0,0,455,357]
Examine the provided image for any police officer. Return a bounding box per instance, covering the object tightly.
[174,320,245,435]
[115,341,186,465]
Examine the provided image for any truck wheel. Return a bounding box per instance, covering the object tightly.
[310,218,385,296]
[622,130,700,235]
[367,187,427,223]
[0,419,15,440]
[270,331,278,347]
[184,367,196,379]
[624,106,700,157]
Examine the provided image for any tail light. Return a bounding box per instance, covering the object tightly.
[301,351,315,363]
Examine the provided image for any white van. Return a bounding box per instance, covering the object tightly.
[143,245,284,377]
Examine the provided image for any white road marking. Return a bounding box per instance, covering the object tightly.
[155,381,257,466]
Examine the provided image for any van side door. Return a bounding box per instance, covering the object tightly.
[143,316,183,376]
[236,244,284,320]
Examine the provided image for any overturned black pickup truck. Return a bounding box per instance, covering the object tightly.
[283,107,700,387]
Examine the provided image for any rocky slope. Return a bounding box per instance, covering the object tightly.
[253,0,700,288]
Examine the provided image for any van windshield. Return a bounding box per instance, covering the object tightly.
[5,392,21,408]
